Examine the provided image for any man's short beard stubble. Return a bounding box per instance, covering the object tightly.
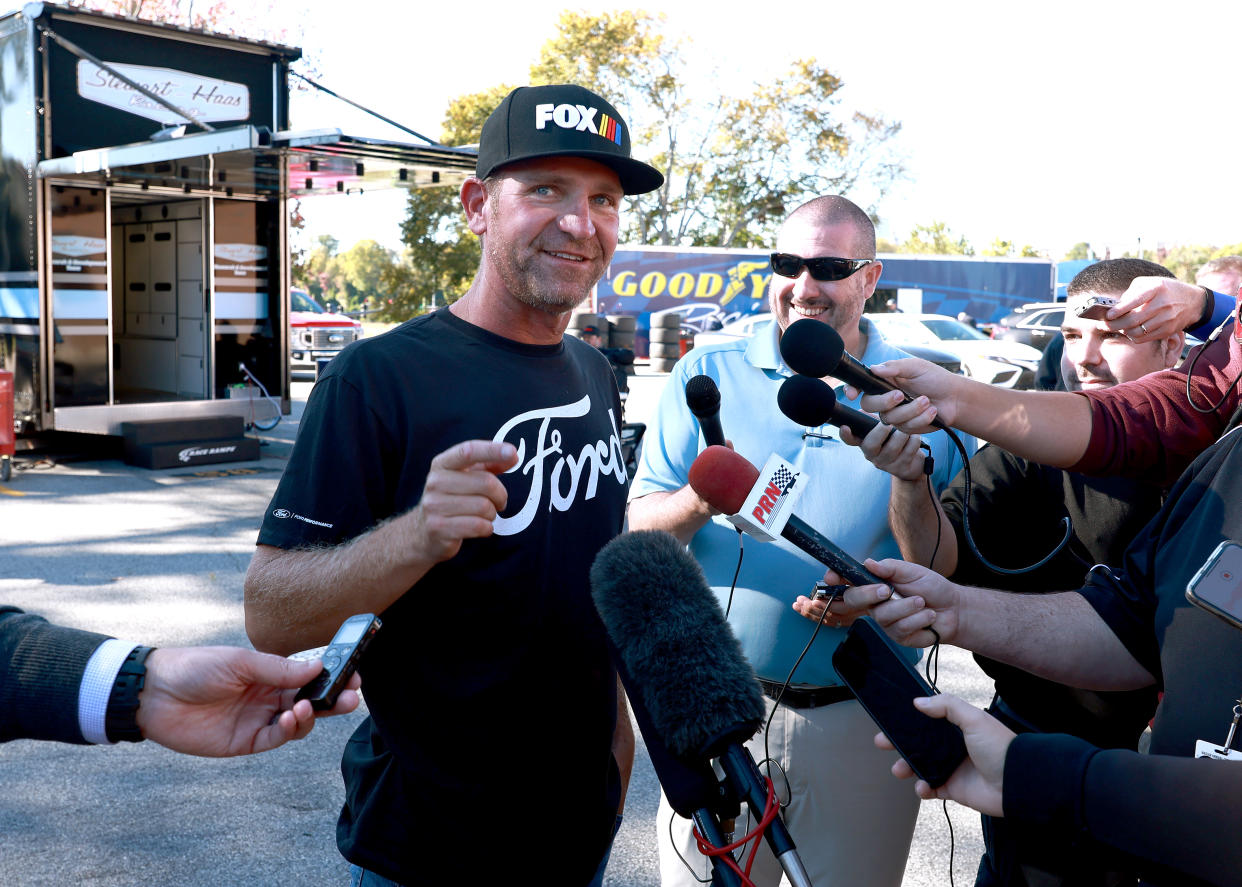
[484,232,595,315]
[482,186,604,316]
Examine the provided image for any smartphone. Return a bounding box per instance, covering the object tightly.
[1186,540,1242,631]
[295,613,381,710]
[832,616,967,787]
[1074,295,1117,321]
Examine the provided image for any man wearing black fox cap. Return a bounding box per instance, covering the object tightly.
[245,85,661,887]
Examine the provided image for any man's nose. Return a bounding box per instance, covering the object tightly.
[792,269,820,298]
[559,195,596,239]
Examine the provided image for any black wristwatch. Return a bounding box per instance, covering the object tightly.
[104,645,156,743]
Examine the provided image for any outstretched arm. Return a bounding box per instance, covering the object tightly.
[245,440,518,654]
[853,359,1094,469]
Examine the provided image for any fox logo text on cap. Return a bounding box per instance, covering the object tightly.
[534,103,623,146]
[475,84,663,196]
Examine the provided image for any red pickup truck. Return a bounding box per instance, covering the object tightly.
[290,287,363,373]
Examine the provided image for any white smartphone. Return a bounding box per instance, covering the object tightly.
[1074,295,1118,321]
[1186,541,1242,631]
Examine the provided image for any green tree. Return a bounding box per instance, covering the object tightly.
[898,221,974,256]
[1147,241,1242,281]
[397,9,908,282]
[982,237,1041,258]
[374,85,513,321]
[527,12,904,248]
[294,235,342,306]
[1064,242,1091,260]
[1159,243,1219,281]
[336,240,399,311]
[384,185,485,320]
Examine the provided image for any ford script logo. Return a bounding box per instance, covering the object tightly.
[272,508,291,518]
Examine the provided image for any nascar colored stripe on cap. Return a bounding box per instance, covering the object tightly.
[475,84,663,195]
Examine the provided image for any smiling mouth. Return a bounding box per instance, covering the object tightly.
[791,304,827,317]
[545,250,588,263]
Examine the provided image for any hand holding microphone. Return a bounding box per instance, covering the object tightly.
[777,375,933,479]
[777,373,879,439]
[779,318,951,432]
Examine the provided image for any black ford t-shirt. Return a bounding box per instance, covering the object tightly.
[258,310,628,885]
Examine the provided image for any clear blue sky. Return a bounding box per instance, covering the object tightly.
[290,0,1242,259]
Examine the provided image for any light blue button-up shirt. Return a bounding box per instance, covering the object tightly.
[631,317,971,685]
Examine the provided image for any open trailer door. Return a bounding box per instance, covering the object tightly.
[34,125,474,435]
[1,2,477,437]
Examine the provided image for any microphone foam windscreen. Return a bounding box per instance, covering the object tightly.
[684,374,721,419]
[687,445,759,516]
[590,530,765,758]
[777,374,839,427]
[779,318,845,378]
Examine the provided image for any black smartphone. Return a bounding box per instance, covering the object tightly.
[1186,540,1242,631]
[832,616,967,787]
[295,613,381,710]
[1074,295,1117,321]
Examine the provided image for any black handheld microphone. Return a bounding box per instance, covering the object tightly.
[688,446,887,588]
[685,374,727,447]
[779,318,948,430]
[777,373,879,439]
[778,375,935,474]
[591,530,812,887]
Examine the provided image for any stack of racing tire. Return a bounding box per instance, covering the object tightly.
[646,311,682,373]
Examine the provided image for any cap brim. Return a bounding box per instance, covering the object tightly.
[487,149,664,196]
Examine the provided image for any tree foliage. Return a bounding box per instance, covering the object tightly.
[526,12,905,248]
[982,237,1039,258]
[1064,242,1092,261]
[67,0,290,41]
[292,236,406,314]
[383,10,908,318]
[895,221,975,256]
[1150,241,1242,281]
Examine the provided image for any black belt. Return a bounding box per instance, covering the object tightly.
[757,678,854,709]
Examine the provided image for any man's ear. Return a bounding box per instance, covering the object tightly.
[861,260,884,296]
[1164,332,1187,368]
[461,177,489,235]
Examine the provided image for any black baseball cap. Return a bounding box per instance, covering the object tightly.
[475,84,664,196]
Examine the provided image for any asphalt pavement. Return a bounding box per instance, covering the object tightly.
[0,367,993,886]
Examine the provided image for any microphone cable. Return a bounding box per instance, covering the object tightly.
[722,526,745,621]
[945,424,1074,576]
[916,492,957,887]
[1183,313,1242,414]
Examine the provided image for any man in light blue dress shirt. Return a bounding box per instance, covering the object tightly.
[630,195,969,887]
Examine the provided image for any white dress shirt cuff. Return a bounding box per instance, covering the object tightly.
[78,638,140,744]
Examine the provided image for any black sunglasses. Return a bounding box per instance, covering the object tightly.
[770,253,874,282]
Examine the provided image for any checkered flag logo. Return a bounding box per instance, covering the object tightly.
[772,465,795,493]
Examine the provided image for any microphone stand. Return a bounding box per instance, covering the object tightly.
[692,807,744,887]
[718,746,814,887]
